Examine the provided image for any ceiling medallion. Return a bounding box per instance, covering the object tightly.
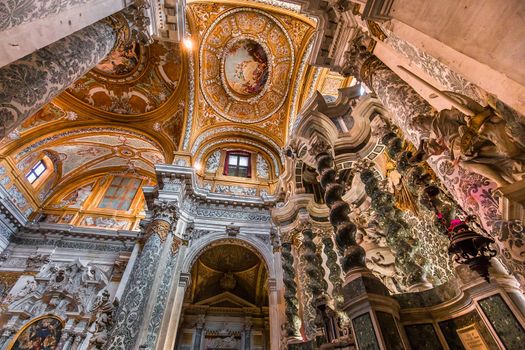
[199,8,294,124]
[221,37,271,101]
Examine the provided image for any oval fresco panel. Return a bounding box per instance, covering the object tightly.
[199,8,294,123]
[224,39,269,96]
[10,316,63,350]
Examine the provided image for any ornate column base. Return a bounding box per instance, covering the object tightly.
[343,268,409,349]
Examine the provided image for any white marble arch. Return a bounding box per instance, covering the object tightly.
[156,230,283,350]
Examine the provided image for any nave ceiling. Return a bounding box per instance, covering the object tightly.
[0,0,357,231]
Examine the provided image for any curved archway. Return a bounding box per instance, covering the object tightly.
[158,233,281,350]
[178,239,272,350]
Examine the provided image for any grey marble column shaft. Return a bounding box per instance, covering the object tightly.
[193,327,204,350]
[0,18,116,139]
[105,217,176,350]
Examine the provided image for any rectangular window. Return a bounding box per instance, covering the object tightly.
[26,160,47,184]
[98,176,141,211]
[224,152,251,177]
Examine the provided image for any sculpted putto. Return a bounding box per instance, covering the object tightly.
[412,102,525,186]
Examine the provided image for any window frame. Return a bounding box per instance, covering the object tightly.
[98,176,142,211]
[26,160,47,184]
[223,151,252,178]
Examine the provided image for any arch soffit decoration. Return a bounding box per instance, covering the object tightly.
[194,131,284,177]
[182,235,275,280]
[1,126,164,204]
[58,39,188,122]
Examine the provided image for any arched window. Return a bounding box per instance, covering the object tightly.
[26,160,46,184]
[223,151,251,178]
[25,155,54,188]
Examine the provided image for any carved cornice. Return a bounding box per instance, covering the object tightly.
[151,164,278,209]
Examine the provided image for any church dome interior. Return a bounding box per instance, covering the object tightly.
[0,0,524,349]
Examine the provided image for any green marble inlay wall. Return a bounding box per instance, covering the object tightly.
[438,310,498,350]
[404,323,443,350]
[352,312,380,350]
[376,311,404,350]
[479,293,525,350]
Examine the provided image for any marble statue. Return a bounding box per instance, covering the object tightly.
[89,289,119,350]
[412,107,525,186]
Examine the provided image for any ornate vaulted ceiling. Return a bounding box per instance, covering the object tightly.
[0,0,323,229]
[186,0,316,167]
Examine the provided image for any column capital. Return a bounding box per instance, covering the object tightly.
[144,219,171,243]
[152,200,179,224]
[307,136,333,159]
[341,32,375,80]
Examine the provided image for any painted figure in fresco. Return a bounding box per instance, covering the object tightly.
[95,41,140,75]
[412,107,525,187]
[224,39,269,96]
[12,317,62,350]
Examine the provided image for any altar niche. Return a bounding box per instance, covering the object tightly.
[176,243,270,350]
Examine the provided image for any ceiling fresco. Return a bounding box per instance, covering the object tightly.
[199,7,294,123]
[0,0,318,230]
[187,1,315,149]
[64,40,183,116]
[15,131,165,180]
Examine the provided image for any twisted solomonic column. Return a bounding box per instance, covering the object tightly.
[281,241,302,342]
[297,225,325,340]
[301,227,325,301]
[105,201,178,350]
[342,34,523,287]
[356,160,431,291]
[321,235,347,318]
[309,138,366,272]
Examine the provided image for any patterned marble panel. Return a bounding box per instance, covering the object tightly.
[145,249,178,347]
[376,311,403,350]
[438,310,498,350]
[404,323,443,350]
[478,294,525,350]
[107,234,163,349]
[0,0,92,31]
[0,20,115,138]
[352,312,380,350]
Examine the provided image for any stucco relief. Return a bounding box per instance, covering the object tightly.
[67,40,182,115]
[199,8,295,123]
[256,154,270,179]
[205,150,221,174]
